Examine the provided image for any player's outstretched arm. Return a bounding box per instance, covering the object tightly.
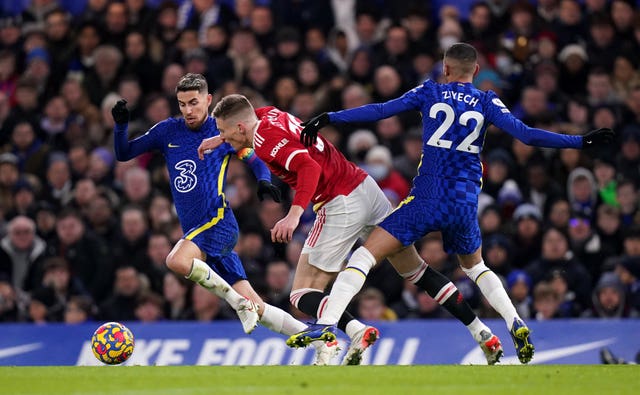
[300,97,412,147]
[112,99,161,161]
[197,136,225,159]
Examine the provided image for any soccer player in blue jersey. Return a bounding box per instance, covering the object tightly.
[295,43,614,364]
[112,73,337,364]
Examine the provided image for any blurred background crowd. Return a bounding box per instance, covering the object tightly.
[1,0,640,326]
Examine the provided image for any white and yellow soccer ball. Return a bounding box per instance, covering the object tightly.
[91,322,135,365]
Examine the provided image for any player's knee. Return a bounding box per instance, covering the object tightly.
[165,252,186,276]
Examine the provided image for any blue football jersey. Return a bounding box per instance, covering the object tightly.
[115,116,254,233]
[330,79,582,202]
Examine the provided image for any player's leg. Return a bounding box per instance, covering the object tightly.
[388,245,502,365]
[232,263,339,365]
[313,178,399,327]
[458,246,534,363]
[288,254,368,341]
[166,239,246,307]
[288,183,387,349]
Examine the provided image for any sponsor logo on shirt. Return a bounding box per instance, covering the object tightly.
[270,138,289,157]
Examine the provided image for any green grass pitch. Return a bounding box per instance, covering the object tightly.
[1,365,637,395]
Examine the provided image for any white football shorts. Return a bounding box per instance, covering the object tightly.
[301,175,392,272]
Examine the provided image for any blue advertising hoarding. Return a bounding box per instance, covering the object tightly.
[0,319,638,366]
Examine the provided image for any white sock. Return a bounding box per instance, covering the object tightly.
[186,258,244,309]
[467,317,490,343]
[317,247,377,325]
[345,319,366,339]
[259,303,307,335]
[462,261,519,329]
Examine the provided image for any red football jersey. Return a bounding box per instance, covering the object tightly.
[253,106,367,208]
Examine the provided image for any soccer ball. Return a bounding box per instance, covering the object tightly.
[91,322,135,365]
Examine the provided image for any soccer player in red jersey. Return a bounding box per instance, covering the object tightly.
[198,94,504,365]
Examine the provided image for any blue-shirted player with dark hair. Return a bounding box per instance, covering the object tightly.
[112,73,337,364]
[294,43,615,364]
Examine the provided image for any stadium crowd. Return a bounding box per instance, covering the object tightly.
[1,0,640,326]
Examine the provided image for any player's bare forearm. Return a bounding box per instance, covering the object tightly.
[197,136,224,159]
[270,205,304,243]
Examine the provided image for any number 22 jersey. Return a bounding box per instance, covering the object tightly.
[330,79,582,204]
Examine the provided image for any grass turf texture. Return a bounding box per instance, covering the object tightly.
[1,365,637,395]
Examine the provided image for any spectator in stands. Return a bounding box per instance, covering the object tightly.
[68,178,97,218]
[147,194,173,232]
[547,198,571,230]
[616,179,639,228]
[548,269,580,317]
[0,277,23,322]
[507,270,532,319]
[553,0,587,48]
[5,179,37,221]
[611,0,636,44]
[567,167,598,218]
[228,28,261,83]
[593,156,618,207]
[587,68,618,107]
[85,193,119,246]
[523,160,563,216]
[532,281,562,320]
[87,147,114,188]
[511,203,544,268]
[188,283,225,322]
[526,226,592,310]
[611,55,640,102]
[558,43,589,96]
[27,286,53,324]
[33,201,56,243]
[134,292,165,322]
[356,287,397,321]
[596,204,624,259]
[99,265,142,322]
[617,125,640,182]
[121,167,152,208]
[463,2,498,55]
[47,209,112,302]
[243,55,273,101]
[115,205,150,277]
[83,45,123,106]
[392,127,422,183]
[31,256,88,322]
[42,153,72,208]
[0,215,46,291]
[479,204,504,237]
[64,295,94,324]
[8,123,47,180]
[145,231,172,292]
[163,271,192,321]
[177,0,237,44]
[59,79,102,145]
[483,234,513,278]
[363,145,409,207]
[264,260,293,313]
[483,148,514,200]
[583,271,638,318]
[616,256,640,311]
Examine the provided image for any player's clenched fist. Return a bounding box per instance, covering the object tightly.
[111,99,129,125]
